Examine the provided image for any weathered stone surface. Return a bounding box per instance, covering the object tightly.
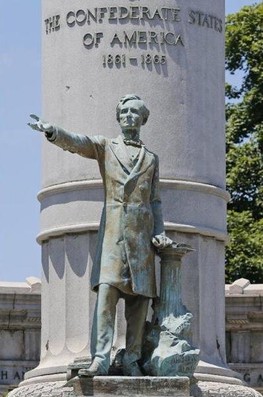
[7,381,71,397]
[192,381,262,397]
[25,277,41,294]
[244,284,263,295]
[0,279,41,395]
[74,376,190,397]
[225,280,263,394]
[8,377,263,397]
[229,279,250,295]
[8,377,190,397]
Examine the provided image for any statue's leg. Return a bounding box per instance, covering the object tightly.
[123,294,149,375]
[79,283,120,376]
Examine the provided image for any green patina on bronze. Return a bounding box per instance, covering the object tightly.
[28,95,174,377]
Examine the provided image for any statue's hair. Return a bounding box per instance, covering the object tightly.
[116,94,150,125]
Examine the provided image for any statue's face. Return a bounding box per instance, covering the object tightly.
[119,100,144,131]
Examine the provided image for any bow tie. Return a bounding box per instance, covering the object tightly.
[123,139,144,148]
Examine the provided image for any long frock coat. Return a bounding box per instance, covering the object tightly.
[48,128,165,298]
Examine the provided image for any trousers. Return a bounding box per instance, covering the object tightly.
[91,283,149,371]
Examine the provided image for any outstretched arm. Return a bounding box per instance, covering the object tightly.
[28,114,55,137]
[27,114,106,160]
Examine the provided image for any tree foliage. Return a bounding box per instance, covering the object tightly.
[225,3,263,283]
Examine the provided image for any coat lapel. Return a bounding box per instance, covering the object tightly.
[110,135,155,197]
[110,136,134,174]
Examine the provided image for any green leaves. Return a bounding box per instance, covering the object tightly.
[225,3,263,283]
[226,3,263,98]
[226,211,263,284]
[226,139,263,218]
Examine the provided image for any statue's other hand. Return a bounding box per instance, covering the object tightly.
[27,114,54,134]
[152,234,173,249]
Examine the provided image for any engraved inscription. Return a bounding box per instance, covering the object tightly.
[83,32,104,48]
[43,5,224,69]
[232,368,263,388]
[188,10,223,32]
[0,367,35,383]
[45,15,60,34]
[103,54,126,67]
[168,354,199,375]
[102,53,167,68]
[141,54,166,65]
[0,370,8,380]
[110,31,184,47]
[66,7,181,25]
[244,372,263,388]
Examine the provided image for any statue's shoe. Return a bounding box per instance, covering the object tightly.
[123,361,144,377]
[78,360,108,377]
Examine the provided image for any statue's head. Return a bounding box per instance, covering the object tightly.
[116,95,150,131]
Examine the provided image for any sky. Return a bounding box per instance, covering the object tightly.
[0,0,260,282]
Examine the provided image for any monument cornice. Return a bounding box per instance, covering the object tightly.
[36,221,228,243]
[0,313,40,331]
[38,179,230,202]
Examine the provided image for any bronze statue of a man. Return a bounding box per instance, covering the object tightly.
[28,94,172,377]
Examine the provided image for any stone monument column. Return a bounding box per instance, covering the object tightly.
[15,0,256,395]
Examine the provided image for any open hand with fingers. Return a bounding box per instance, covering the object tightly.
[27,114,54,135]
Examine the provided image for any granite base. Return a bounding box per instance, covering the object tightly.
[8,376,190,397]
[7,376,262,397]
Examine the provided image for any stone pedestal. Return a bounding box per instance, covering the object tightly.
[158,245,194,319]
[9,377,263,397]
[142,245,200,378]
[9,376,190,397]
[73,376,190,397]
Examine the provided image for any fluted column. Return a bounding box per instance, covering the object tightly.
[157,245,193,320]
